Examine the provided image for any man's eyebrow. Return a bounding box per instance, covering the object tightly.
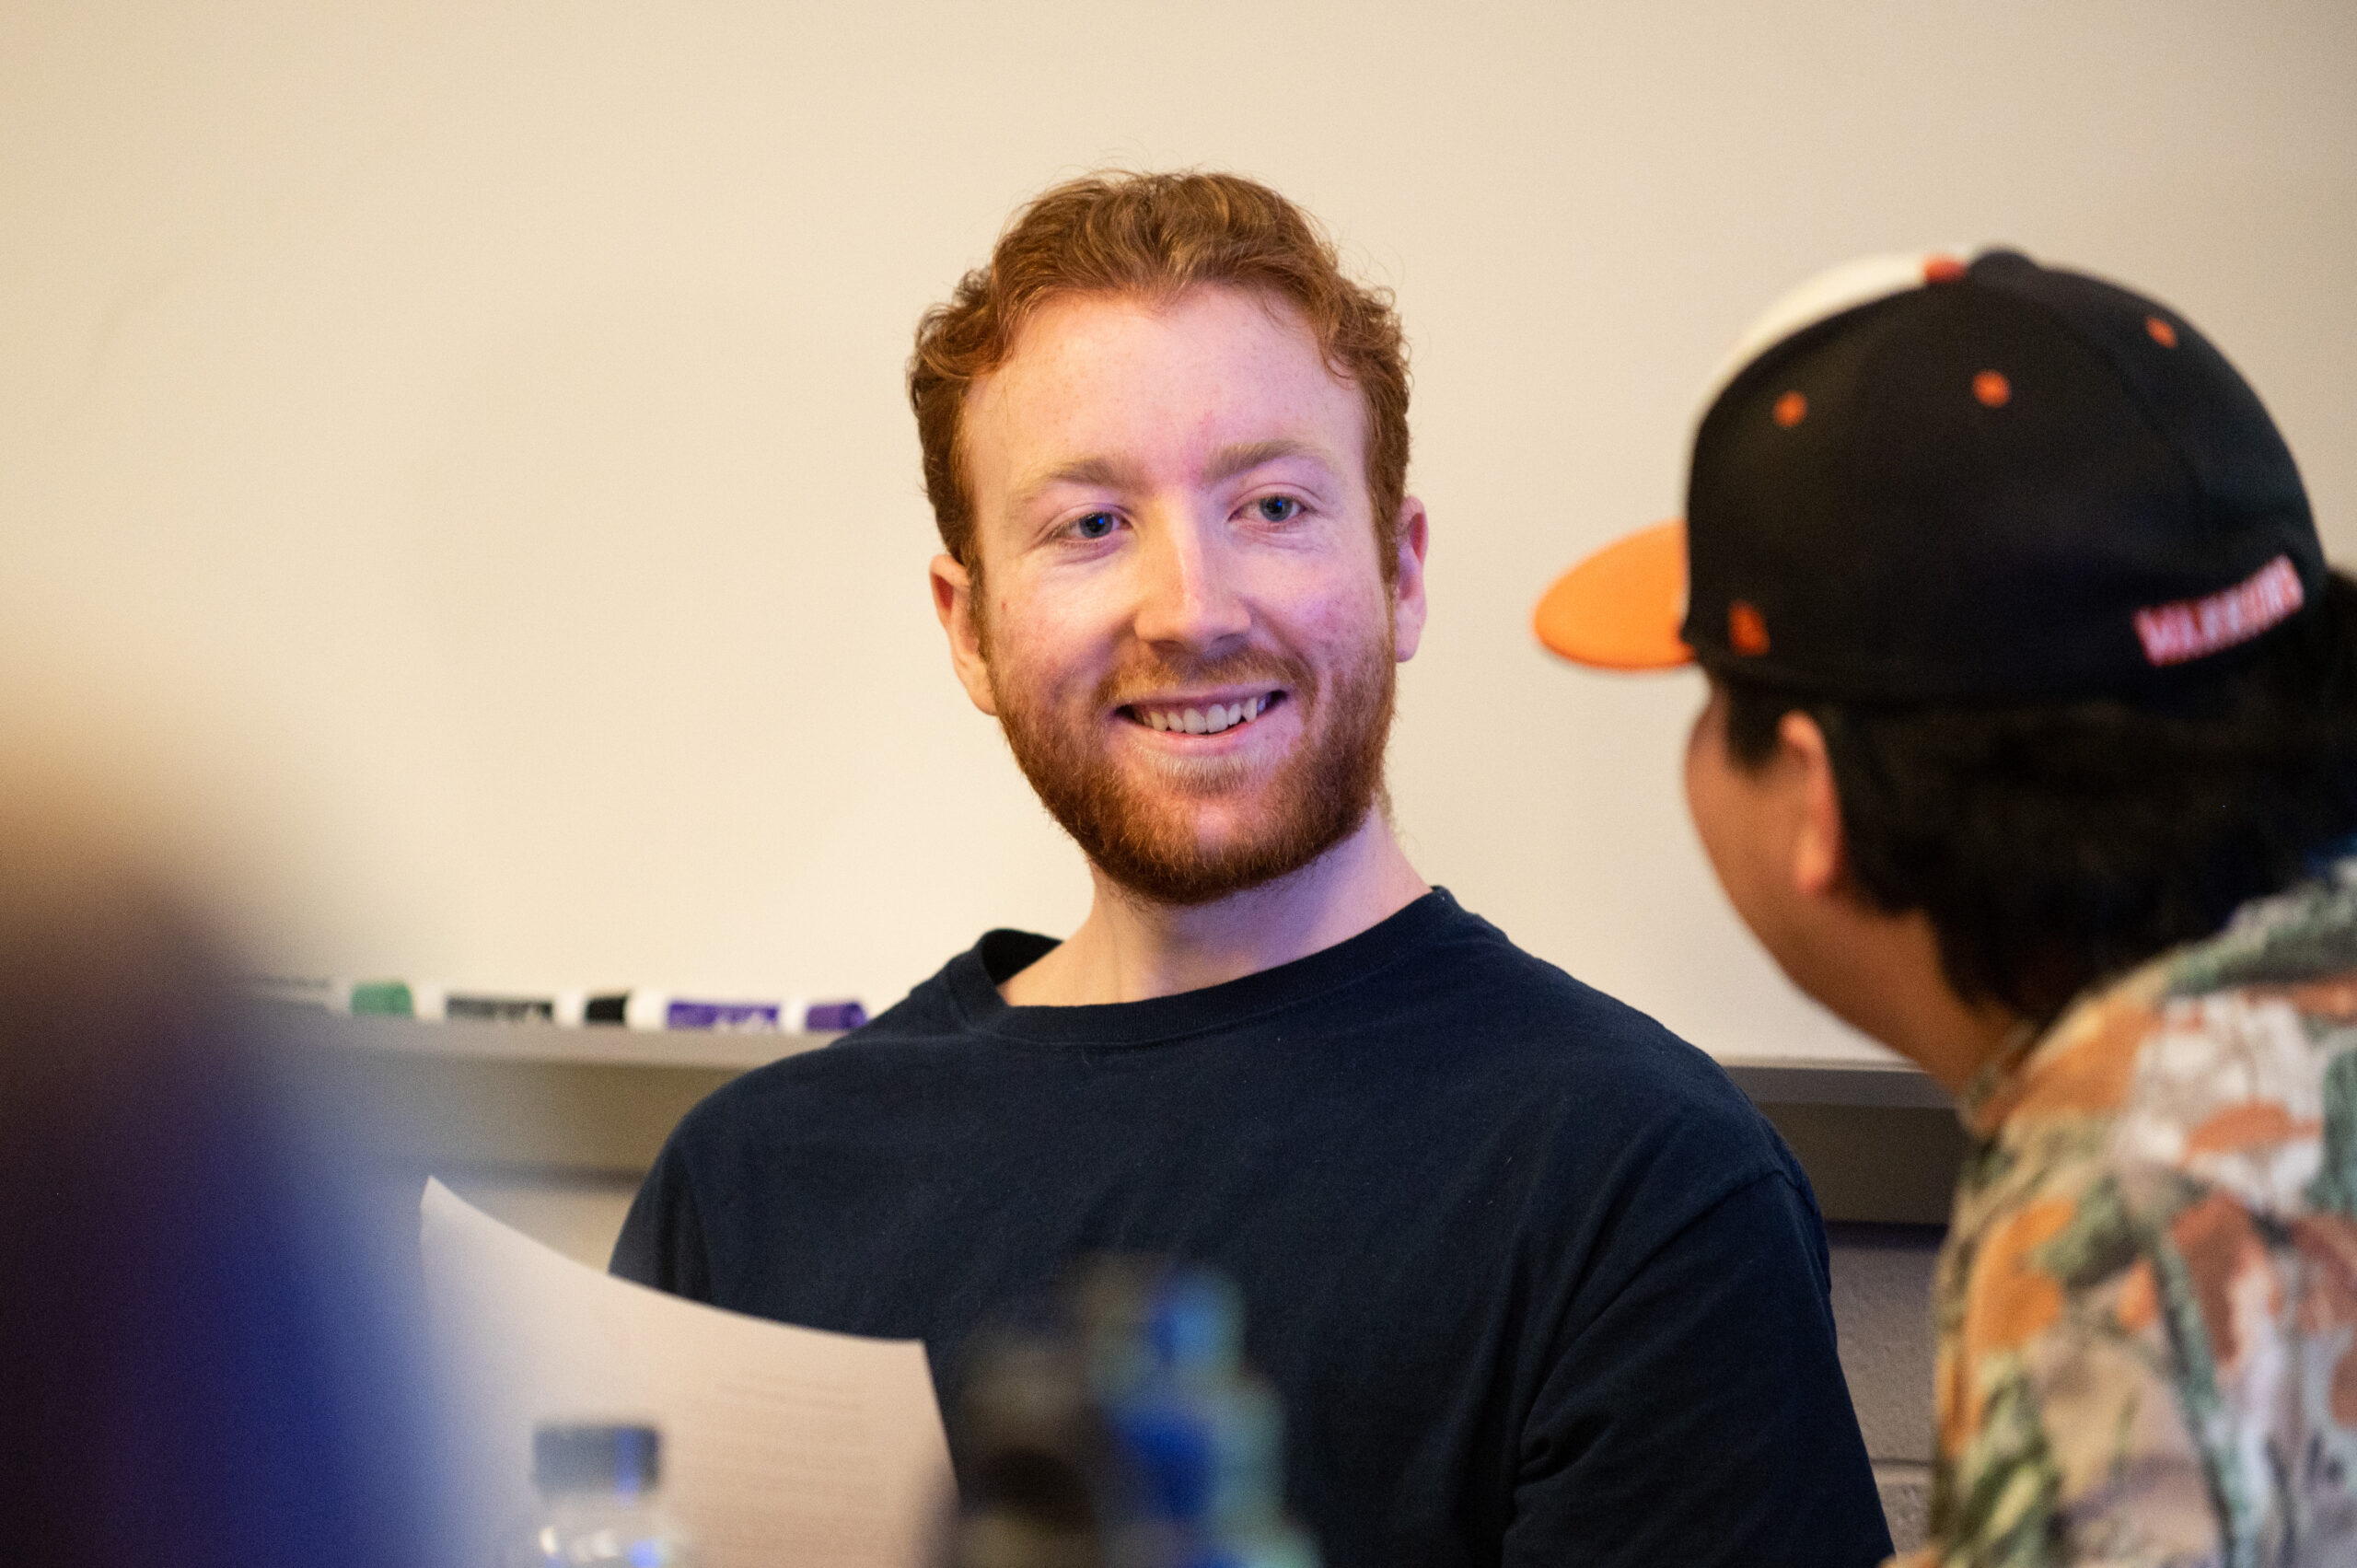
[1010,441,1335,509]
[1202,438,1335,485]
[1011,456,1136,508]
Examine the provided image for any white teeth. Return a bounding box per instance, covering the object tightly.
[1136,695,1272,732]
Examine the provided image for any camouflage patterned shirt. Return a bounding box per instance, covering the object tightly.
[1906,856,2357,1568]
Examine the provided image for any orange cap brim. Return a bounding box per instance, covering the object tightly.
[1533,519,1693,670]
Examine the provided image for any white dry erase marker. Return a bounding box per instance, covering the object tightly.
[441,989,567,1026]
[247,976,348,1012]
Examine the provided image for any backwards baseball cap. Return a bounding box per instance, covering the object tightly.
[1535,249,2328,700]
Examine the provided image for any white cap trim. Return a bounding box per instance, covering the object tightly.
[1695,247,1985,416]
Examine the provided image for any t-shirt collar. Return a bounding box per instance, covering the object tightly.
[946,888,1463,1047]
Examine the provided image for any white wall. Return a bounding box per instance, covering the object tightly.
[3,0,2351,1063]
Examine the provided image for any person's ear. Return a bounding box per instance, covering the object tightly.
[1388,497,1430,662]
[1776,710,1847,898]
[929,552,999,716]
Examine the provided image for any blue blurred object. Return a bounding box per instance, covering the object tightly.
[0,819,443,1567]
[1100,1271,1310,1568]
[943,1259,1317,1568]
[504,1423,692,1566]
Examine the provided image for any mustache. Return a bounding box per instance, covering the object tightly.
[1097,650,1314,708]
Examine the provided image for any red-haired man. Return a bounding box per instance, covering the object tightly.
[619,172,1889,1565]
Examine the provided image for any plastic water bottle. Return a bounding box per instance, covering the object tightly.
[1097,1271,1318,1568]
[944,1260,1318,1568]
[504,1423,694,1567]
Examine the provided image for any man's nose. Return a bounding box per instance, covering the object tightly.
[1131,512,1251,652]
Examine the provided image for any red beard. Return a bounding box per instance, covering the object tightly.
[990,634,1396,907]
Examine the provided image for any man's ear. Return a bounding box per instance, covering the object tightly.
[929,552,999,717]
[1388,497,1431,662]
[1776,709,1847,898]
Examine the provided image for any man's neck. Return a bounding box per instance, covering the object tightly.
[1812,909,2029,1098]
[1000,810,1431,1005]
[1873,980,2030,1099]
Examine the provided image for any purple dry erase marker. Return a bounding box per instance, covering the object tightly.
[665,998,786,1032]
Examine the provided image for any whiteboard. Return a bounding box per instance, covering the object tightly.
[2,0,2351,1064]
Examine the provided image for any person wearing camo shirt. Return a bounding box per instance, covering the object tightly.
[1935,864,2357,1562]
[1538,248,2357,1564]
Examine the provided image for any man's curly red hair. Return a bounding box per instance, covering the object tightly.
[909,170,1411,584]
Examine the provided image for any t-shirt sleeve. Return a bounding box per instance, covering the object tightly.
[1507,1170,1893,1568]
[609,1138,713,1299]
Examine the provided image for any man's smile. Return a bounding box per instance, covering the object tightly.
[1119,690,1286,735]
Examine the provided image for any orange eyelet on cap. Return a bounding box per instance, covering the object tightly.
[1973,370,2012,408]
[1772,390,1807,428]
[1923,256,1967,285]
[1729,601,1771,656]
[2146,316,2178,348]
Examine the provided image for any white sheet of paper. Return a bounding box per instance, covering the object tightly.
[418,1179,953,1568]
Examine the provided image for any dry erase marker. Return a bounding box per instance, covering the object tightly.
[803,1000,868,1032]
[590,990,865,1032]
[347,980,415,1017]
[663,996,792,1031]
[613,990,774,1031]
[443,991,557,1025]
[612,991,803,1031]
[248,976,345,1011]
[436,988,589,1025]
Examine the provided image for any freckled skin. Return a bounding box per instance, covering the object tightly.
[959,288,1399,854]
[927,285,1432,1004]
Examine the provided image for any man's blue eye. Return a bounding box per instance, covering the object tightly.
[1074,512,1117,540]
[1256,497,1301,522]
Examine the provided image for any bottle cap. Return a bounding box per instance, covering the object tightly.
[1147,1271,1243,1376]
[532,1423,661,1494]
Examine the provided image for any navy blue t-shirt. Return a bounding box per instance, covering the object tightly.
[613,890,1890,1565]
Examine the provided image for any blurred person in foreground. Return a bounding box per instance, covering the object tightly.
[0,758,436,1566]
[616,170,1891,1564]
[1539,250,2357,1563]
